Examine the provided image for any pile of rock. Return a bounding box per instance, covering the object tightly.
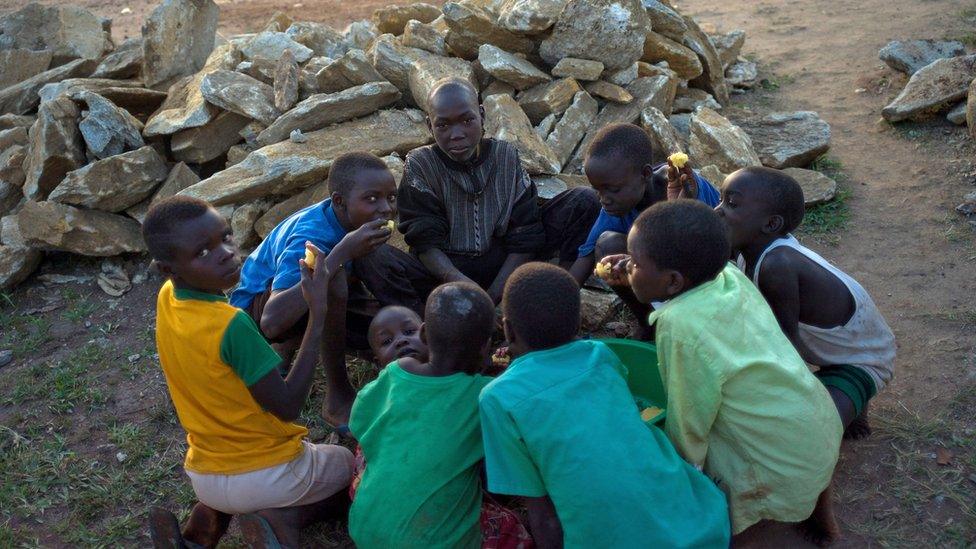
[0,0,834,291]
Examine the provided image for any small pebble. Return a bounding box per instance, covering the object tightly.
[116,451,128,463]
[290,129,308,144]
[0,349,13,368]
[120,7,132,14]
[128,354,141,363]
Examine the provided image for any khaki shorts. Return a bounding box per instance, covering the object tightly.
[186,441,355,515]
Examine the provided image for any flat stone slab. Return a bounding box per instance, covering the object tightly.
[882,55,976,122]
[734,111,831,169]
[17,200,146,256]
[782,167,837,206]
[879,39,966,75]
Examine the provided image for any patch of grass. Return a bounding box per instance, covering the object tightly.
[758,73,796,91]
[795,155,852,245]
[62,299,97,322]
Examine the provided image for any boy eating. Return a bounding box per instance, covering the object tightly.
[480,262,731,548]
[348,282,531,548]
[617,200,842,540]
[571,123,719,338]
[143,196,353,548]
[716,167,896,440]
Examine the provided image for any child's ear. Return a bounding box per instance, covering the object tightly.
[764,214,785,235]
[419,322,428,346]
[155,259,175,280]
[641,163,655,181]
[425,114,433,134]
[665,270,685,297]
[331,191,344,209]
[502,317,515,347]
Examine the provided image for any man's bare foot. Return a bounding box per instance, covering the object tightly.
[843,405,872,440]
[797,486,841,546]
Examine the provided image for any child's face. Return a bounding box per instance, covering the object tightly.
[584,155,648,217]
[334,168,398,230]
[626,227,681,304]
[714,172,773,252]
[368,307,428,365]
[427,89,484,163]
[160,208,241,293]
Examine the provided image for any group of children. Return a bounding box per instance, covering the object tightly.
[145,78,896,548]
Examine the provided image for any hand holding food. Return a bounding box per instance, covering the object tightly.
[304,246,317,269]
[668,152,689,169]
[594,260,612,280]
[386,220,396,232]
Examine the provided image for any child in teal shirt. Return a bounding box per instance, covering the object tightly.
[480,262,730,548]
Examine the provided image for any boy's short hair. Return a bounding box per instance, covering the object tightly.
[734,166,806,234]
[585,123,655,172]
[427,77,479,112]
[503,263,580,349]
[328,152,390,197]
[631,200,730,287]
[424,281,495,358]
[142,196,211,262]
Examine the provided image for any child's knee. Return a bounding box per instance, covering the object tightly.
[594,231,627,259]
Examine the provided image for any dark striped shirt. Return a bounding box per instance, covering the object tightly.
[397,139,545,256]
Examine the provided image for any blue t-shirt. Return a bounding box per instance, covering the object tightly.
[229,199,347,310]
[578,172,720,257]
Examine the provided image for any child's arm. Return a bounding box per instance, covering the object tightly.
[755,252,826,365]
[658,329,722,466]
[247,244,332,421]
[320,268,357,428]
[525,496,564,549]
[568,254,596,286]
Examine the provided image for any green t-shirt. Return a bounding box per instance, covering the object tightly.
[348,362,492,549]
[479,340,730,549]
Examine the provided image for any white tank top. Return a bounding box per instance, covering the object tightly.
[748,235,896,391]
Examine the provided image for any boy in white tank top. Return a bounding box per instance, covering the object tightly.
[715,166,896,544]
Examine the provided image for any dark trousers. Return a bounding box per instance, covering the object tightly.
[355,187,601,315]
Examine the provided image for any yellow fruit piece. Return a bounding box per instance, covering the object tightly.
[386,220,396,232]
[594,261,611,279]
[668,152,689,168]
[304,247,316,269]
[640,406,663,422]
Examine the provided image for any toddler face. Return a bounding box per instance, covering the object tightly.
[368,307,428,366]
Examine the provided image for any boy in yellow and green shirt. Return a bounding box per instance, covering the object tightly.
[144,195,358,548]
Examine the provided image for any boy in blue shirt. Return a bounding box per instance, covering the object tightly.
[569,123,719,339]
[479,262,730,548]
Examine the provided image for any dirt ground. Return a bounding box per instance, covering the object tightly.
[1,0,975,547]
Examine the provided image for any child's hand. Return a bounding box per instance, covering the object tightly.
[666,155,698,201]
[299,241,331,315]
[598,254,631,286]
[333,219,392,262]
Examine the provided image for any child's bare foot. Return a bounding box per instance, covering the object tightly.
[797,487,841,546]
[181,503,231,548]
[321,390,355,436]
[149,507,187,549]
[239,512,287,549]
[843,404,872,440]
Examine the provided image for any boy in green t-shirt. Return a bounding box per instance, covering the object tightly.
[605,200,842,539]
[143,196,357,548]
[347,282,531,548]
[480,262,731,548]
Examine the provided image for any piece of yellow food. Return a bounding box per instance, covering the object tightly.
[304,247,316,269]
[492,355,510,367]
[386,220,396,232]
[640,406,663,422]
[594,261,611,279]
[668,152,689,168]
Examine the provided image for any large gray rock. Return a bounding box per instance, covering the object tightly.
[49,146,169,212]
[584,81,633,103]
[688,107,760,174]
[274,49,300,112]
[179,109,431,205]
[0,245,42,291]
[641,31,702,80]
[369,34,436,97]
[879,40,966,76]
[402,20,448,56]
[242,31,314,63]
[531,173,588,199]
[497,0,568,34]
[484,94,561,174]
[478,44,551,90]
[345,20,380,51]
[0,144,26,215]
[231,199,273,249]
[0,4,112,65]
[38,78,144,104]
[143,44,241,137]
[683,16,729,105]
[642,0,687,41]
[200,70,282,125]
[286,22,348,59]
[580,288,622,331]
[539,0,649,71]
[442,2,535,60]
[551,58,604,81]
[17,200,146,256]
[518,78,582,124]
[712,30,745,69]
[725,59,758,89]
[315,49,387,94]
[92,38,144,80]
[546,91,598,166]
[372,3,442,35]
[946,101,967,125]
[0,115,35,131]
[0,49,53,89]
[408,55,478,111]
[0,126,28,151]
[882,55,976,122]
[673,88,720,113]
[567,75,678,172]
[127,162,201,223]
[257,82,402,147]
[640,106,683,159]
[142,0,219,89]
[735,111,830,169]
[782,167,837,206]
[171,111,250,164]
[22,97,85,201]
[74,91,145,160]
[0,58,97,116]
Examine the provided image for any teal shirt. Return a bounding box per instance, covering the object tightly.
[479,340,730,549]
[348,362,492,549]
